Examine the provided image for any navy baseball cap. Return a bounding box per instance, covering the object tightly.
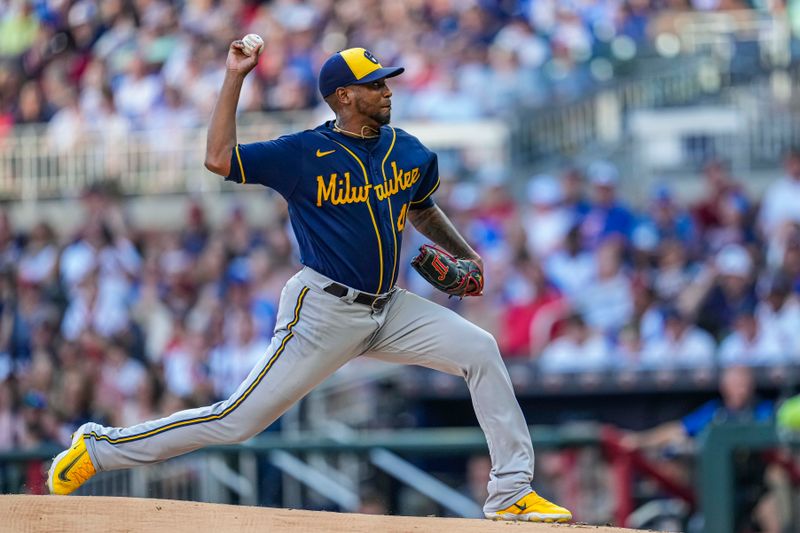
[319,47,404,98]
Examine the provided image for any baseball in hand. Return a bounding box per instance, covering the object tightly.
[241,34,263,56]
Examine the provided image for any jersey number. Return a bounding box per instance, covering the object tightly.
[397,204,409,232]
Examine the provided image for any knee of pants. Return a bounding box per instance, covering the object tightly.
[462,329,503,373]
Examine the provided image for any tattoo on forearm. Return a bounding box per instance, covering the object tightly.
[408,206,477,259]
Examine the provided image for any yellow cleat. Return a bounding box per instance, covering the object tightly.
[484,491,573,522]
[47,424,97,495]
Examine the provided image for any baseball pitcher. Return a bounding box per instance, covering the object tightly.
[47,40,571,523]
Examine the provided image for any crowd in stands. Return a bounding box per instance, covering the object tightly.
[0,0,770,137]
[1,147,800,452]
[467,151,800,371]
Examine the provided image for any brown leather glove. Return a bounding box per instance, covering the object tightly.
[410,244,484,298]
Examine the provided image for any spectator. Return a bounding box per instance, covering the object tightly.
[60,200,141,305]
[522,174,572,259]
[559,167,591,223]
[96,340,147,418]
[247,248,280,339]
[693,159,743,236]
[46,88,85,154]
[651,239,698,305]
[615,324,644,368]
[161,321,211,402]
[412,73,483,121]
[499,254,567,358]
[624,366,782,533]
[61,269,130,341]
[629,281,664,345]
[113,55,163,124]
[16,390,53,449]
[53,368,93,441]
[706,192,757,254]
[181,200,210,256]
[87,87,131,176]
[0,2,39,57]
[718,306,787,368]
[493,17,548,71]
[117,370,160,427]
[575,239,633,335]
[681,244,757,339]
[209,310,267,401]
[465,170,518,263]
[759,148,800,247]
[641,307,716,369]
[146,85,201,178]
[7,278,45,366]
[580,161,635,249]
[13,81,53,124]
[18,222,58,286]
[635,185,697,250]
[131,252,175,363]
[756,272,800,360]
[544,224,595,302]
[538,313,612,373]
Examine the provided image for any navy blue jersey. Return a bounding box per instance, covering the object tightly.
[226,121,440,294]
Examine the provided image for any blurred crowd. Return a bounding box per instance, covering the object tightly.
[0,182,302,451]
[445,150,800,372]
[1,148,800,452]
[0,0,771,138]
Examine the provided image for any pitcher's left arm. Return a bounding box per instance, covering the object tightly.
[408,205,483,270]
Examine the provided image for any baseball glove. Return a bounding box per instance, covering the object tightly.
[411,244,484,298]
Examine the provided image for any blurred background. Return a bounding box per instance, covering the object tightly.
[1,0,800,531]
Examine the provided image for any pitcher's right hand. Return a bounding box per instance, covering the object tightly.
[226,39,262,75]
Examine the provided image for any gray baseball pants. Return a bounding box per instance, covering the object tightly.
[82,267,535,512]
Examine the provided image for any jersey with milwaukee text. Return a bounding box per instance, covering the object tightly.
[226,122,440,294]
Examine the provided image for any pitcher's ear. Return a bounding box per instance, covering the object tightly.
[335,86,351,105]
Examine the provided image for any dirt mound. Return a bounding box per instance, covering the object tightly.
[0,495,640,532]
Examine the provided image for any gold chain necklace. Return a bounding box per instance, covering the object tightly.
[333,121,380,139]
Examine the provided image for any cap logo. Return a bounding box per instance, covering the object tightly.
[363,50,379,64]
[339,47,382,79]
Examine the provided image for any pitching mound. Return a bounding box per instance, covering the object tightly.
[0,495,640,532]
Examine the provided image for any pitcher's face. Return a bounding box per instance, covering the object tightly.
[351,78,393,125]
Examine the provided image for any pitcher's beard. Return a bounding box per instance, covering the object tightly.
[375,109,391,125]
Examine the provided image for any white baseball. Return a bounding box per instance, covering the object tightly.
[241,34,263,57]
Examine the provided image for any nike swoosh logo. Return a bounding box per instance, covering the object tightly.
[514,503,528,512]
[316,149,336,157]
[58,448,86,482]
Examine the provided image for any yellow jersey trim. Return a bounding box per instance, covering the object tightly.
[410,175,440,205]
[235,144,246,184]
[340,48,382,80]
[382,127,399,287]
[329,139,385,293]
[88,287,310,445]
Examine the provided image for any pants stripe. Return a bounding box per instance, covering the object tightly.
[87,286,310,445]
